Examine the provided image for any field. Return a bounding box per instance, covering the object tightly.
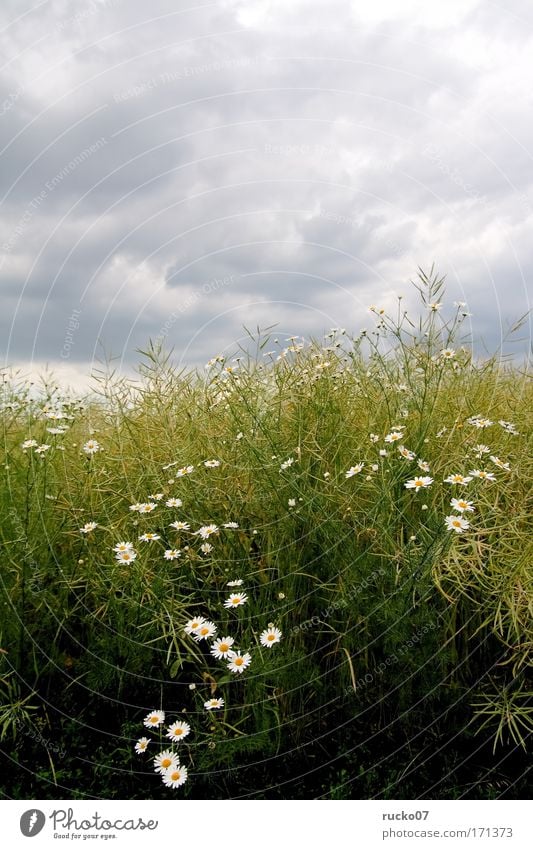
[1,271,531,799]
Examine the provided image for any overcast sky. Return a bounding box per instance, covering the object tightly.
[1,0,531,389]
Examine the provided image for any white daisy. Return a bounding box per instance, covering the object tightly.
[129,503,143,512]
[223,521,239,528]
[288,498,296,507]
[204,459,221,468]
[451,498,475,513]
[143,710,165,728]
[165,720,191,742]
[469,469,496,481]
[165,498,183,508]
[259,626,282,648]
[139,533,160,541]
[227,651,252,674]
[192,620,217,641]
[417,460,430,472]
[164,549,181,560]
[210,636,235,659]
[176,465,194,477]
[404,476,433,492]
[134,737,150,754]
[21,439,38,449]
[80,522,97,533]
[224,592,248,610]
[153,750,180,774]
[444,473,473,485]
[345,463,364,477]
[204,697,224,710]
[162,765,188,788]
[113,541,134,553]
[148,493,164,501]
[384,431,403,443]
[398,446,416,460]
[35,444,51,454]
[138,502,157,513]
[170,521,190,531]
[115,549,137,563]
[195,524,219,539]
[280,457,295,471]
[445,515,470,533]
[226,579,243,587]
[83,439,100,454]
[440,348,455,359]
[490,455,511,471]
[200,542,213,554]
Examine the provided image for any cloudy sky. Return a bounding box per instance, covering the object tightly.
[1,0,531,388]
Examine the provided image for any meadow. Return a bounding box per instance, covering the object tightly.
[1,270,531,799]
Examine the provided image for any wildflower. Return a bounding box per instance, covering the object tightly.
[288,498,296,507]
[35,444,51,454]
[200,543,213,554]
[471,444,490,457]
[379,449,388,457]
[278,592,286,600]
[170,521,190,531]
[139,533,160,542]
[223,521,239,528]
[236,432,243,440]
[204,697,224,710]
[499,420,518,435]
[384,431,403,443]
[184,616,206,635]
[47,427,67,434]
[323,471,331,478]
[490,455,511,471]
[80,521,97,533]
[440,348,455,359]
[345,463,364,477]
[227,579,243,587]
[148,493,164,501]
[143,710,165,728]
[227,651,252,674]
[134,737,150,754]
[444,515,470,533]
[469,469,496,481]
[138,502,157,513]
[224,592,248,609]
[204,459,220,468]
[405,476,433,492]
[166,721,191,742]
[398,446,415,460]
[115,549,137,563]
[417,460,430,472]
[260,626,282,648]
[153,750,179,774]
[196,524,219,539]
[193,621,217,641]
[164,549,181,560]
[162,765,188,788]
[280,458,295,471]
[113,541,134,553]
[21,439,38,449]
[369,433,379,443]
[129,503,143,512]
[444,473,473,485]
[165,498,183,508]
[210,636,235,659]
[176,465,194,477]
[468,416,493,428]
[83,439,100,454]
[451,498,475,513]
[428,302,442,311]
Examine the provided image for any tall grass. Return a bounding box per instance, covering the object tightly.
[1,269,531,798]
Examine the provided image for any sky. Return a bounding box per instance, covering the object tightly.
[0,0,531,390]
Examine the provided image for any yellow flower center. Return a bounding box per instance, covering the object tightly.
[161,757,172,768]
[267,634,275,641]
[150,716,158,723]
[219,643,229,652]
[174,728,183,736]
[200,627,209,635]
[232,598,240,604]
[170,771,180,781]
[235,658,243,666]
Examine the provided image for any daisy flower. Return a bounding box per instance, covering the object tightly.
[227,579,243,587]
[176,465,194,477]
[192,620,217,641]
[398,446,416,460]
[143,710,165,728]
[200,542,213,554]
[204,459,220,468]
[196,524,219,539]
[384,430,403,443]
[170,521,190,531]
[490,455,511,471]
[35,444,51,454]
[164,549,181,560]
[471,444,490,456]
[134,737,150,755]
[165,498,183,508]
[204,697,224,710]
[139,533,160,542]
[469,469,496,481]
[499,420,518,435]
[224,592,248,610]
[444,473,473,485]
[184,616,206,635]
[404,476,433,491]
[227,651,252,674]
[417,460,430,472]
[129,503,143,512]
[148,493,164,501]
[162,765,188,788]
[451,498,475,513]
[166,720,191,742]
[428,302,442,311]
[47,427,67,435]
[115,549,137,563]
[440,348,455,359]
[113,541,134,553]
[21,439,38,449]
[210,636,235,659]
[345,463,364,477]
[280,457,295,471]
[83,439,100,454]
[80,522,97,533]
[138,502,157,513]
[445,515,470,533]
[259,626,282,648]
[288,498,296,507]
[223,522,239,528]
[153,750,180,774]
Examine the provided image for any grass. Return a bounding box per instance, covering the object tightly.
[0,268,531,799]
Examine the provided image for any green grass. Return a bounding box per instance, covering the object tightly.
[1,269,531,799]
